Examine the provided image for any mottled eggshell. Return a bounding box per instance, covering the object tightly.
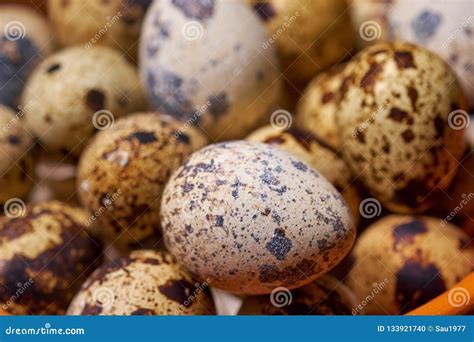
[67,250,216,315]
[0,201,102,314]
[239,275,359,315]
[248,0,355,84]
[347,215,473,314]
[295,65,345,150]
[0,5,54,109]
[247,126,361,227]
[140,0,281,141]
[48,0,152,61]
[387,0,474,109]
[337,42,466,213]
[20,45,146,155]
[77,113,207,251]
[0,106,35,204]
[161,141,355,295]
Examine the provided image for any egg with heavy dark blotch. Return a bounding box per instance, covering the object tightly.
[140,0,281,141]
[0,201,102,314]
[347,215,473,314]
[161,141,355,294]
[239,275,359,315]
[67,250,216,315]
[77,113,207,252]
[0,5,54,109]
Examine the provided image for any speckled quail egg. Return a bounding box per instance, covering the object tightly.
[161,141,355,295]
[0,5,54,109]
[0,201,102,314]
[247,126,361,226]
[347,215,473,314]
[77,113,207,252]
[239,275,359,315]
[67,250,216,315]
[295,65,345,149]
[139,0,281,141]
[20,45,146,155]
[247,0,355,84]
[387,0,474,109]
[337,42,466,213]
[48,0,152,61]
[0,106,35,204]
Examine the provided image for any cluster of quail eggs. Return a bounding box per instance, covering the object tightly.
[0,0,472,316]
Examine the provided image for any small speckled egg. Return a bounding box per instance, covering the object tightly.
[347,215,473,314]
[77,113,207,251]
[337,42,466,213]
[295,65,345,149]
[239,275,359,315]
[248,0,355,84]
[246,126,361,226]
[0,201,102,314]
[387,0,474,109]
[139,0,281,141]
[0,106,35,204]
[48,0,151,61]
[161,141,355,295]
[20,45,146,155]
[67,250,216,315]
[0,5,54,109]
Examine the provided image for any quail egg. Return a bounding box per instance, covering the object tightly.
[0,201,102,314]
[140,0,281,141]
[239,275,359,315]
[0,5,54,109]
[347,215,473,314]
[67,250,216,315]
[337,42,466,213]
[77,113,207,251]
[161,141,355,294]
[20,45,146,155]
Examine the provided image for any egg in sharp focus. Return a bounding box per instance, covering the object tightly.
[337,41,466,213]
[0,105,35,206]
[77,113,207,252]
[246,126,361,227]
[346,215,473,315]
[0,201,102,314]
[47,0,152,61]
[239,275,359,315]
[160,141,355,295]
[247,0,355,85]
[0,5,54,109]
[20,45,146,155]
[67,250,216,315]
[139,0,281,141]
